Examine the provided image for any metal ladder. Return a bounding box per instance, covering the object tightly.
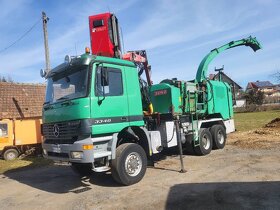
[187,90,200,146]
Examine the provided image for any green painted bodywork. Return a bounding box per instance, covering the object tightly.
[150,81,197,115]
[150,80,233,120]
[150,83,181,114]
[196,36,262,83]
[148,36,261,121]
[43,54,144,135]
[43,98,90,123]
[43,36,261,139]
[90,62,144,135]
[206,81,233,119]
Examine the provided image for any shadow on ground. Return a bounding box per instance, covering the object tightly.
[3,164,121,194]
[2,149,195,194]
[165,181,280,210]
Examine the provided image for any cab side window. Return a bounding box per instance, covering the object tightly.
[96,67,123,96]
[0,123,8,137]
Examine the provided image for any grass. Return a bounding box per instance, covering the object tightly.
[0,157,52,174]
[234,110,280,132]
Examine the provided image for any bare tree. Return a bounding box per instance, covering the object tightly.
[275,71,280,82]
[7,75,13,83]
[0,75,14,82]
[244,89,265,105]
[271,70,280,83]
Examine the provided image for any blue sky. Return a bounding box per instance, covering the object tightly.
[0,0,279,88]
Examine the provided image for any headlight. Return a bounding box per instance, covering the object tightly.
[71,151,83,159]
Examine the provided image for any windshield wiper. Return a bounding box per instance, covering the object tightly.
[56,96,69,101]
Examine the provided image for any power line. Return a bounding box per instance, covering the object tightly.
[0,17,41,54]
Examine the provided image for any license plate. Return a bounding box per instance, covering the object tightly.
[52,145,61,153]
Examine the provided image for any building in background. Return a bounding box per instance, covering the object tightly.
[0,82,46,160]
[246,81,280,97]
[0,82,45,119]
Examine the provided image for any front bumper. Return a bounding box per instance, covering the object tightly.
[42,137,95,163]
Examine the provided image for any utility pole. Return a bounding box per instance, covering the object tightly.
[42,11,50,72]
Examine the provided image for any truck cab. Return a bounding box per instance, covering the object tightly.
[42,53,152,185]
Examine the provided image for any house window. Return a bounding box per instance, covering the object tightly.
[96,67,123,96]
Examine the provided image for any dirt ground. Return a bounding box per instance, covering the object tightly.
[0,120,280,210]
[228,117,280,149]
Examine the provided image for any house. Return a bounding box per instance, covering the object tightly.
[0,82,45,119]
[209,71,243,99]
[246,81,280,97]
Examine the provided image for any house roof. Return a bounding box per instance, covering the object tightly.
[246,81,275,90]
[0,82,45,119]
[209,72,242,89]
[254,81,274,87]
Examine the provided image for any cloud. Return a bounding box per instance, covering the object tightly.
[0,0,138,82]
[0,0,279,85]
[125,0,280,52]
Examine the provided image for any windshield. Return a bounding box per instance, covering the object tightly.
[45,67,89,103]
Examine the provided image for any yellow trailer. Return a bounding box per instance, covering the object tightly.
[0,118,42,160]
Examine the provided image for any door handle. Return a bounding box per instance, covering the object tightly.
[121,117,127,122]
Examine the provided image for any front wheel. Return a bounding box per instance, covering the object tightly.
[111,143,147,186]
[194,128,213,156]
[3,148,19,161]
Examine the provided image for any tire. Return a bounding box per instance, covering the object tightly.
[210,124,227,149]
[111,143,147,186]
[71,163,93,177]
[3,148,19,161]
[194,128,213,156]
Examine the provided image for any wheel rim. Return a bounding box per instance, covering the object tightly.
[217,130,225,144]
[201,134,210,150]
[7,152,16,160]
[125,152,142,177]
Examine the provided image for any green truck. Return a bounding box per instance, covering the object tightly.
[41,14,261,185]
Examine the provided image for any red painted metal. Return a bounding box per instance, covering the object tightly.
[89,13,153,86]
[123,51,153,86]
[89,13,115,57]
[122,52,146,63]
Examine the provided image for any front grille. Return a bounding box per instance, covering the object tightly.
[45,137,78,144]
[43,121,80,144]
[48,152,69,158]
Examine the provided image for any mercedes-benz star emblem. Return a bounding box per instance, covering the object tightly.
[53,124,60,137]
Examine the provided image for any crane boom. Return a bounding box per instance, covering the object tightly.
[195,36,262,83]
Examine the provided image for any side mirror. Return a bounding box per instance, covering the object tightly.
[96,64,107,105]
[40,69,46,78]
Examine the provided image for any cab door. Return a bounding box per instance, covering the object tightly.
[0,120,13,150]
[90,63,129,135]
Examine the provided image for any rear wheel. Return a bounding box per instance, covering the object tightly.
[194,128,213,156]
[111,143,147,186]
[71,163,93,177]
[210,125,226,149]
[3,148,19,161]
